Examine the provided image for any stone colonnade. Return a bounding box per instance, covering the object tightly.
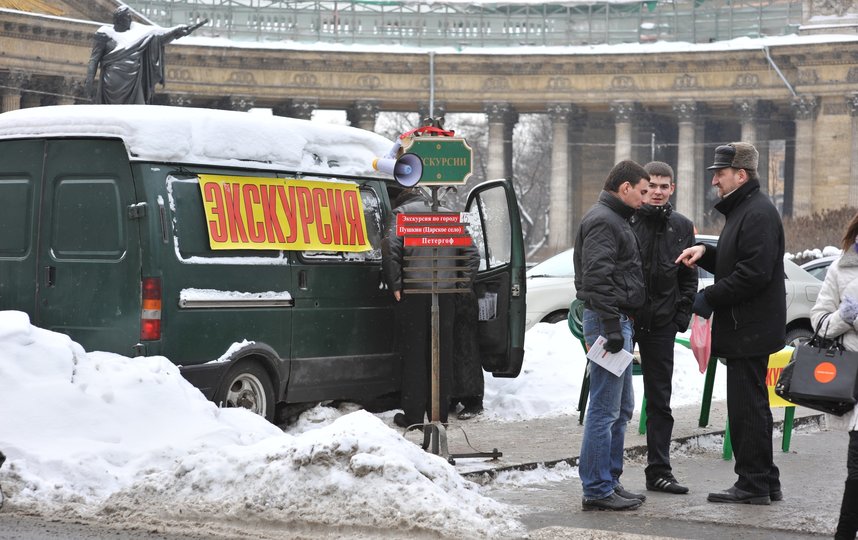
[4,71,858,252]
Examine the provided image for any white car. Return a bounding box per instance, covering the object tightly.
[525,235,821,347]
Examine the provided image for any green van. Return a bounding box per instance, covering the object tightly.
[0,105,526,422]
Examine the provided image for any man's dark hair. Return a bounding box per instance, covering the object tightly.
[643,161,674,182]
[603,160,650,192]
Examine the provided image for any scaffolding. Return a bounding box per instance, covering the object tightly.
[126,0,804,47]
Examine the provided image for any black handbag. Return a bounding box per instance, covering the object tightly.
[775,314,858,416]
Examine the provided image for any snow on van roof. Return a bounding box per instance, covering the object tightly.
[0,105,394,177]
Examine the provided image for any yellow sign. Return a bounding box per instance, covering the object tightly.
[198,175,370,252]
[767,346,795,408]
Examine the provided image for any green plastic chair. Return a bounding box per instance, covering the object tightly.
[569,299,646,430]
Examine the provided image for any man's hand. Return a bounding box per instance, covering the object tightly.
[602,318,625,354]
[393,290,401,302]
[676,244,705,268]
[692,291,713,319]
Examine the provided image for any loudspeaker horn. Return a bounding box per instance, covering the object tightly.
[372,152,423,187]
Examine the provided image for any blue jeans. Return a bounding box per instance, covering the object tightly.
[580,309,635,499]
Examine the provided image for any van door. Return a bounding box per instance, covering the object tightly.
[0,140,44,317]
[465,179,526,377]
[287,181,398,403]
[36,139,142,354]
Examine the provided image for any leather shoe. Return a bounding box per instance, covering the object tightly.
[582,492,642,511]
[457,405,484,420]
[614,484,646,501]
[770,489,783,502]
[707,486,770,505]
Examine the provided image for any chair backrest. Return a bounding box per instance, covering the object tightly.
[568,299,585,341]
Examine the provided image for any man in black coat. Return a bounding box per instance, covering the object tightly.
[631,161,697,495]
[676,142,785,505]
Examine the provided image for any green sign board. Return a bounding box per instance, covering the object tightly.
[404,137,473,185]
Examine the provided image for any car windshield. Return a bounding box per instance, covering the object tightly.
[527,249,574,278]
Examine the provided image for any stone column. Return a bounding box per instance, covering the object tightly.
[347,100,380,132]
[483,102,515,181]
[847,93,858,207]
[273,98,318,120]
[673,100,699,221]
[695,121,707,226]
[547,103,572,251]
[418,101,446,124]
[1,72,27,112]
[734,99,772,195]
[791,95,818,217]
[610,101,636,163]
[568,108,587,236]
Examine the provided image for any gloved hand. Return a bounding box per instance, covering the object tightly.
[602,318,625,354]
[840,295,858,324]
[691,291,713,319]
[673,310,692,333]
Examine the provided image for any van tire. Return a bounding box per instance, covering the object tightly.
[214,362,275,423]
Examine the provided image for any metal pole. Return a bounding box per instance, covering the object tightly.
[429,51,435,118]
[430,186,440,423]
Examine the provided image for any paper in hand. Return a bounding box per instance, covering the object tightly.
[586,335,635,377]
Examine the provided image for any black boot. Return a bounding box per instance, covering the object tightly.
[835,479,858,540]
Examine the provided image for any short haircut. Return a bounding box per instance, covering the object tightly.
[603,160,650,192]
[643,161,674,182]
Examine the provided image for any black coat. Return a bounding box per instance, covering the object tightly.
[697,178,786,358]
[630,203,698,332]
[573,190,646,324]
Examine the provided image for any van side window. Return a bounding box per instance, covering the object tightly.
[0,179,32,257]
[53,178,124,259]
[301,186,383,262]
[168,175,287,264]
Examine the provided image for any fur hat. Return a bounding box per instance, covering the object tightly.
[707,142,759,171]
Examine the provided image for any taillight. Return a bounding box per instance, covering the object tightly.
[140,277,162,340]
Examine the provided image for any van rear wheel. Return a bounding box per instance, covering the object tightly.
[215,362,275,422]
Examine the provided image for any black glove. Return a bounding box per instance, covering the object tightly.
[673,310,692,333]
[691,291,713,319]
[602,318,625,354]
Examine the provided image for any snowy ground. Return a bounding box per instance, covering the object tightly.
[0,311,724,538]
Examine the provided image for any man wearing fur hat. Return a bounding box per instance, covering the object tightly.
[676,142,785,505]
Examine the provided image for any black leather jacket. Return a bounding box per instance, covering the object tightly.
[630,203,698,332]
[573,190,646,324]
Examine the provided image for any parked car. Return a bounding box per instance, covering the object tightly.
[800,254,839,282]
[525,235,821,348]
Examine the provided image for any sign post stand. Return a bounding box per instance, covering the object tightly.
[389,122,501,462]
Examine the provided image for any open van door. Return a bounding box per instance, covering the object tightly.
[465,179,526,377]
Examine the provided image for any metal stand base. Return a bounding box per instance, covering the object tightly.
[417,423,503,465]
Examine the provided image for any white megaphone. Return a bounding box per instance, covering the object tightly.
[372,152,423,187]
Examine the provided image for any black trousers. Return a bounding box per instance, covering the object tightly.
[725,355,780,494]
[848,430,858,481]
[395,293,454,424]
[452,290,483,408]
[636,323,677,479]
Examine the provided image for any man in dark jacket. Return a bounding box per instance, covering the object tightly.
[573,160,649,512]
[382,188,480,429]
[631,161,697,495]
[676,142,785,505]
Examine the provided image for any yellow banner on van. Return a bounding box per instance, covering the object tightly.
[198,175,370,252]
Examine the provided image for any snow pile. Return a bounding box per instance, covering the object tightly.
[482,321,726,421]
[0,311,520,538]
[788,245,842,261]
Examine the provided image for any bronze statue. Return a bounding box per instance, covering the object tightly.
[85,7,206,104]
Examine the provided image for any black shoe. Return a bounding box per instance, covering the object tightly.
[393,413,422,431]
[582,492,642,511]
[707,486,770,505]
[646,474,690,494]
[770,489,783,502]
[614,484,646,501]
[457,405,484,420]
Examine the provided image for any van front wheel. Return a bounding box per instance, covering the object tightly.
[215,362,275,422]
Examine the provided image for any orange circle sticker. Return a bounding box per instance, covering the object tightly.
[814,362,837,384]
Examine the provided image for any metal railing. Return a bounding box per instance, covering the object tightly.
[126,0,803,47]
